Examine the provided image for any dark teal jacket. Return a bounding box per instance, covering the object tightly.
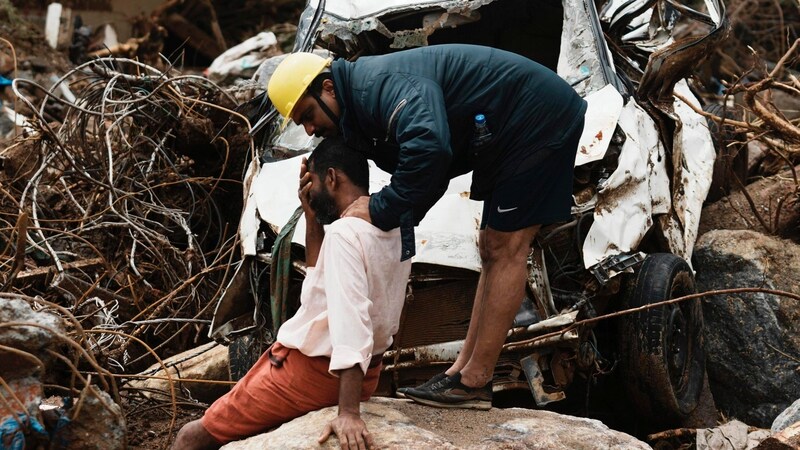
[331,44,586,260]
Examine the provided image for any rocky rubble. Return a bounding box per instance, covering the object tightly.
[0,296,126,448]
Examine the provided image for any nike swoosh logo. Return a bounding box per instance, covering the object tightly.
[497,206,518,213]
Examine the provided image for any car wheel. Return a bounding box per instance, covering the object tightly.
[617,253,705,426]
[704,103,748,203]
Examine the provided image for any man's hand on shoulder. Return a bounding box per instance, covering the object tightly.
[341,196,372,223]
[318,412,375,450]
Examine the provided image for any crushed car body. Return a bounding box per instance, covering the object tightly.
[215,0,730,427]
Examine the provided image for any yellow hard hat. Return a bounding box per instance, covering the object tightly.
[267,52,332,129]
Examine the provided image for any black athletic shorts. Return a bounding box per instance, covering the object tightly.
[480,117,584,232]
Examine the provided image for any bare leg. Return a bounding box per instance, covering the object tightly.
[459,225,540,388]
[446,230,489,376]
[172,419,221,450]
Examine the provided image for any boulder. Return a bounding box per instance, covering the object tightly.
[54,386,126,450]
[771,398,800,433]
[0,296,66,447]
[125,341,231,403]
[698,164,800,241]
[0,297,63,358]
[693,230,800,427]
[221,397,651,449]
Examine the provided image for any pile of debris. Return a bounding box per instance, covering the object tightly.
[1,55,253,374]
[682,0,800,227]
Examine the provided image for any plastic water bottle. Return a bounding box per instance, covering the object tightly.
[471,114,492,148]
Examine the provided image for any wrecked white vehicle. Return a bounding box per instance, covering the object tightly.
[212,0,730,428]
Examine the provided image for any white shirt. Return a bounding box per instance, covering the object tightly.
[276,217,411,374]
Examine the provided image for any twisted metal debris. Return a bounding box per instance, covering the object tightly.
[1,57,252,373]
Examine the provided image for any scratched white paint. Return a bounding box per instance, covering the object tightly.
[574,84,624,167]
[245,155,484,271]
[320,0,497,21]
[659,81,716,265]
[582,99,662,268]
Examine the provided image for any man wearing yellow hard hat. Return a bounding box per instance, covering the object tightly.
[269,44,586,411]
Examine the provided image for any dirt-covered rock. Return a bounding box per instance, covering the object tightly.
[220,397,652,449]
[698,164,800,243]
[54,386,126,450]
[693,230,800,427]
[771,398,800,433]
[0,296,66,447]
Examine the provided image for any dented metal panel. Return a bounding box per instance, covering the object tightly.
[323,0,494,20]
[658,81,715,264]
[558,0,614,97]
[247,155,483,271]
[582,98,667,269]
[574,84,624,167]
[240,160,262,257]
[319,0,496,49]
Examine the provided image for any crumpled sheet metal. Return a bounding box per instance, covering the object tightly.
[242,155,483,272]
[582,96,669,268]
[321,0,494,21]
[239,160,262,257]
[656,80,715,264]
[581,82,713,269]
[319,0,496,49]
[574,84,624,167]
[558,0,611,97]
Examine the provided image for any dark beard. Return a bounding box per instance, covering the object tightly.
[310,187,339,225]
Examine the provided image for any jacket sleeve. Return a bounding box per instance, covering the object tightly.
[368,74,453,232]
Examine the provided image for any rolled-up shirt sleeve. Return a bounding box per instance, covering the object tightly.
[323,228,375,375]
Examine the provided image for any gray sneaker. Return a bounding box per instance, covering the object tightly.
[404,373,492,410]
[396,372,448,398]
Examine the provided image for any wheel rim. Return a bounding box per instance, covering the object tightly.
[665,304,689,391]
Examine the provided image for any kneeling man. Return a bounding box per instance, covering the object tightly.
[173,138,411,449]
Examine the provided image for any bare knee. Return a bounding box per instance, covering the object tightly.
[173,419,220,450]
[479,227,539,265]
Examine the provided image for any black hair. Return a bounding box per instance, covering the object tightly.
[307,137,369,191]
[307,71,332,96]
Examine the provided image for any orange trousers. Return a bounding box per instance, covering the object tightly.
[201,342,381,444]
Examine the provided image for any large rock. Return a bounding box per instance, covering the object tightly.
[54,386,126,450]
[693,230,800,427]
[0,296,65,440]
[0,297,63,359]
[771,398,800,433]
[221,397,651,449]
[698,164,800,241]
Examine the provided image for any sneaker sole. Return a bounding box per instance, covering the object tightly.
[395,373,448,400]
[405,395,491,411]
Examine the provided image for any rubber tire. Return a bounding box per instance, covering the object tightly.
[704,103,748,203]
[617,253,705,426]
